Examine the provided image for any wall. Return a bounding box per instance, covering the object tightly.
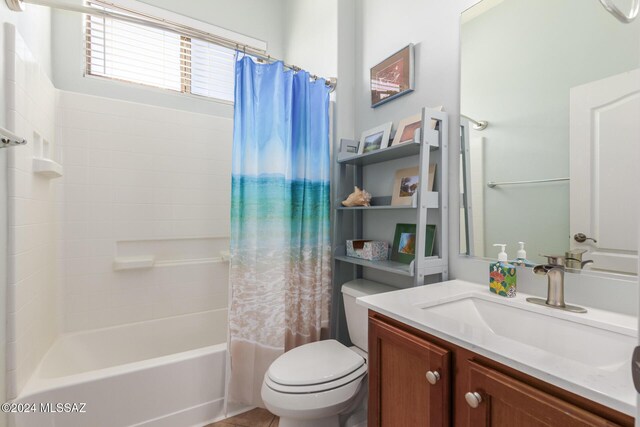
[461,0,640,261]
[0,3,51,125]
[282,0,338,78]
[56,91,232,331]
[348,0,477,288]
[52,0,287,117]
[4,25,59,399]
[344,0,639,315]
[1,2,52,417]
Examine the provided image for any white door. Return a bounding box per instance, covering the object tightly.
[570,69,640,275]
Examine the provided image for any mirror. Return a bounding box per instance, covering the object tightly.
[459,0,640,275]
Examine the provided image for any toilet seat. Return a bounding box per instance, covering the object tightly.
[264,340,367,394]
[265,363,367,394]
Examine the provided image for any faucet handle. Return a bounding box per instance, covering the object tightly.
[539,254,568,266]
[580,259,594,269]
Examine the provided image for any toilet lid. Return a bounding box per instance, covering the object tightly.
[267,340,365,386]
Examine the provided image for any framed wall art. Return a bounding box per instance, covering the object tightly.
[370,44,415,108]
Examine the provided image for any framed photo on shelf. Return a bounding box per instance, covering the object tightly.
[370,44,415,108]
[392,113,422,146]
[358,122,393,155]
[391,223,437,264]
[428,163,437,192]
[338,139,359,161]
[426,105,443,131]
[391,166,419,206]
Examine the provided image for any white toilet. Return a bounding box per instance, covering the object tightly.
[261,279,396,427]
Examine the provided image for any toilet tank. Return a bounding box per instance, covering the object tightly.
[341,279,397,353]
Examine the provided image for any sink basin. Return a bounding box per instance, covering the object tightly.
[422,296,635,370]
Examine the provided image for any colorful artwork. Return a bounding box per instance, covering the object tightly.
[391,223,437,264]
[362,131,384,153]
[398,233,416,254]
[489,262,517,297]
[370,44,414,107]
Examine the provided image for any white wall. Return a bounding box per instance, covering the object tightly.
[282,0,338,78]
[1,2,53,415]
[4,25,59,399]
[51,0,287,117]
[343,0,639,314]
[0,3,51,126]
[461,0,640,261]
[57,91,232,331]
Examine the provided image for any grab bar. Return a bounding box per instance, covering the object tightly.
[487,177,569,188]
[598,0,639,23]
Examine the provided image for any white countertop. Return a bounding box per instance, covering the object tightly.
[357,279,638,416]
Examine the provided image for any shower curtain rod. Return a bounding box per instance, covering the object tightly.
[0,125,27,148]
[6,0,338,92]
[461,114,488,131]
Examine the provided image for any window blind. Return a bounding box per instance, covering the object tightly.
[85,4,236,102]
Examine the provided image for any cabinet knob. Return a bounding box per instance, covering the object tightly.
[465,391,483,409]
[425,370,440,385]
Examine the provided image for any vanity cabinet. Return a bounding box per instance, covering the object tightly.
[368,316,451,426]
[466,361,614,426]
[367,312,634,427]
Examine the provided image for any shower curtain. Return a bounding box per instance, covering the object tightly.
[227,56,332,406]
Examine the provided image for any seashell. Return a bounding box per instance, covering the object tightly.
[342,186,372,207]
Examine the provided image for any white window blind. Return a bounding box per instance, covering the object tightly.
[85,4,236,102]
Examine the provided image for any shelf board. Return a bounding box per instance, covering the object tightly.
[336,192,439,210]
[338,142,422,166]
[336,205,417,211]
[334,255,413,277]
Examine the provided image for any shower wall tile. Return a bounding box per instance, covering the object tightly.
[56,91,233,333]
[4,25,60,399]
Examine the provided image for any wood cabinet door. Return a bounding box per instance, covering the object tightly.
[368,317,451,427]
[464,360,622,427]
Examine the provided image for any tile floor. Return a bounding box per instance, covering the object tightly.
[207,408,279,427]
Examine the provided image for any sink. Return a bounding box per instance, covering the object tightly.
[421,296,635,370]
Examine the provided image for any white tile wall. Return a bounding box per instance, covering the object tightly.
[4,25,60,399]
[4,24,233,398]
[56,91,233,332]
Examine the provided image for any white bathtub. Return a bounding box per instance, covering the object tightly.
[11,309,244,427]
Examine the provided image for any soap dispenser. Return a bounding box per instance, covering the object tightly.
[489,244,517,298]
[512,242,534,267]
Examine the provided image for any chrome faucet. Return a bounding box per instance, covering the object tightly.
[526,255,587,313]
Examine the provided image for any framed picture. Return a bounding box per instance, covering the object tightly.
[427,105,444,130]
[392,113,422,146]
[391,223,437,264]
[338,139,359,160]
[370,44,415,108]
[358,122,393,155]
[391,166,419,206]
[428,163,437,192]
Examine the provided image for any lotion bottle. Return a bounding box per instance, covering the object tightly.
[489,244,517,297]
[511,242,534,267]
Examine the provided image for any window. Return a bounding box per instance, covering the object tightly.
[85,3,236,102]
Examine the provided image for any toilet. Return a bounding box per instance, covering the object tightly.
[261,280,396,427]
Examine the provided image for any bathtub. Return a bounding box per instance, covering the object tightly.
[11,309,246,427]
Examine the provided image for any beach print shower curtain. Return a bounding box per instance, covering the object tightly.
[227,57,332,406]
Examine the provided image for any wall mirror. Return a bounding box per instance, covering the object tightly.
[459,0,640,276]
